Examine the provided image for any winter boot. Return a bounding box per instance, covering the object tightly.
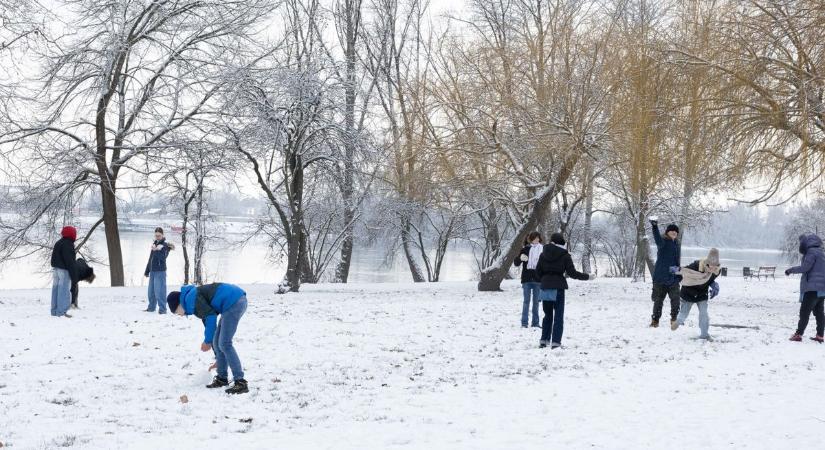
[810,335,824,343]
[670,320,679,331]
[789,333,803,342]
[225,379,249,395]
[206,376,229,389]
[650,319,659,328]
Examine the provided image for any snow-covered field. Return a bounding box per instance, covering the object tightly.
[2,277,824,449]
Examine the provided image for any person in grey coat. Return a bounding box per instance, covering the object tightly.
[786,234,825,342]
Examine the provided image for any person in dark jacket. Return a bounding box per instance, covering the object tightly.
[786,234,825,343]
[167,283,249,394]
[50,226,78,318]
[649,219,681,328]
[144,227,174,314]
[535,233,594,349]
[672,248,721,340]
[70,258,96,309]
[514,231,543,328]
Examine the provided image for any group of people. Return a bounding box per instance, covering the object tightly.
[49,226,250,395]
[515,219,825,347]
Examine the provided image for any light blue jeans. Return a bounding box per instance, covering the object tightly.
[677,300,710,338]
[51,268,71,316]
[147,271,167,313]
[214,296,248,381]
[521,282,541,326]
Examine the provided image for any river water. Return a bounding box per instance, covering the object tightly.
[0,230,794,289]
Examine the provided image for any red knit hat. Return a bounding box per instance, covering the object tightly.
[61,226,77,241]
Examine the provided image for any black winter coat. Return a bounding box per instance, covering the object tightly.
[513,245,541,283]
[50,237,78,283]
[679,260,718,303]
[536,244,589,290]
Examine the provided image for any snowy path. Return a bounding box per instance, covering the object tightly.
[1,278,824,449]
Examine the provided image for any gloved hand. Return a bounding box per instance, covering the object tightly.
[785,269,791,276]
[709,281,719,299]
[588,274,597,280]
[520,254,529,262]
[669,266,680,274]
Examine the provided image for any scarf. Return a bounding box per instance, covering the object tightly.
[676,258,720,287]
[527,243,543,270]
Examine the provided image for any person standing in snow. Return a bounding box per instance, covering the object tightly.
[535,233,594,349]
[50,226,78,318]
[786,234,825,343]
[144,227,174,314]
[672,248,721,340]
[514,231,544,328]
[649,218,681,329]
[167,283,249,394]
[70,257,96,309]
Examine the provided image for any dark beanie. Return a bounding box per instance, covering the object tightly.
[167,291,181,313]
[550,233,566,246]
[665,224,679,234]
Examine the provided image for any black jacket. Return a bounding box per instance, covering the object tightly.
[50,237,78,283]
[513,245,541,283]
[536,244,589,290]
[144,239,171,275]
[679,260,718,303]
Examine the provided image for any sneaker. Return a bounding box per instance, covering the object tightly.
[158,311,167,315]
[62,313,73,318]
[225,379,249,395]
[670,320,679,331]
[143,309,155,313]
[521,324,528,328]
[206,376,229,389]
[531,324,542,328]
[539,340,547,348]
[790,333,803,342]
[551,342,561,349]
[697,335,713,341]
[650,319,659,328]
[810,336,824,343]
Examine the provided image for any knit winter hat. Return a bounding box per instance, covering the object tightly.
[61,226,77,241]
[167,291,181,314]
[665,224,679,234]
[706,248,720,266]
[550,233,566,246]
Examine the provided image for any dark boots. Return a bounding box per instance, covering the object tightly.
[225,379,249,395]
[206,376,229,389]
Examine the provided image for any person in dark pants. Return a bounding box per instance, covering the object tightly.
[514,231,543,328]
[70,258,96,309]
[50,226,78,318]
[649,219,681,328]
[786,234,825,343]
[535,233,593,349]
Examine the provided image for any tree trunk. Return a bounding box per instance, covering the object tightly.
[193,182,205,285]
[581,165,594,273]
[401,215,426,282]
[100,177,125,286]
[478,157,579,291]
[632,206,648,282]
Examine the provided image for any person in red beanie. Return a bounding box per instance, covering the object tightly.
[50,226,79,317]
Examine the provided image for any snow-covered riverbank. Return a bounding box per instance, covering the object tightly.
[1,278,822,449]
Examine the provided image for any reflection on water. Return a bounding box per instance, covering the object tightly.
[0,233,793,290]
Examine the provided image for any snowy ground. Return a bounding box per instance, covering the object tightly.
[1,277,824,449]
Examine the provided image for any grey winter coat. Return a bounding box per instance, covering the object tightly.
[787,234,825,294]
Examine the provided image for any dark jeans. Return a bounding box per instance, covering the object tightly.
[797,291,825,336]
[71,283,78,308]
[540,289,566,344]
[652,283,680,321]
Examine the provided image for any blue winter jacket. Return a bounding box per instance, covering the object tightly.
[144,239,171,275]
[788,234,825,294]
[651,223,681,286]
[180,283,247,344]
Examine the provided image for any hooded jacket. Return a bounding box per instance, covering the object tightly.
[651,223,681,286]
[180,283,246,344]
[787,234,825,294]
[535,244,589,290]
[50,236,78,283]
[144,238,171,275]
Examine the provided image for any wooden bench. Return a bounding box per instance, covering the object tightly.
[743,266,775,280]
